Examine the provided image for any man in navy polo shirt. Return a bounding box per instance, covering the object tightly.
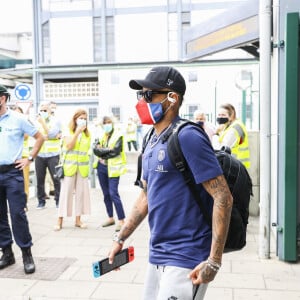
[0,85,44,274]
[108,66,233,300]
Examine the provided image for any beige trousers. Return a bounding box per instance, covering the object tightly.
[57,171,91,217]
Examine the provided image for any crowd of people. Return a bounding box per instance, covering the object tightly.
[0,67,251,299]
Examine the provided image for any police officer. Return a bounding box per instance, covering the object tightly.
[0,85,44,274]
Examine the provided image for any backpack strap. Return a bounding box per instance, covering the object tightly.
[134,122,177,188]
[134,127,154,188]
[134,153,144,188]
[167,119,212,227]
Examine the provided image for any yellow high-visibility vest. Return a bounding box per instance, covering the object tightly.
[95,130,127,178]
[63,131,91,177]
[126,123,137,142]
[38,118,61,154]
[219,119,251,169]
[22,138,29,158]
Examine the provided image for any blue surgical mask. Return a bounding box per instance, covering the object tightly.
[76,118,87,127]
[103,123,113,133]
[40,111,48,119]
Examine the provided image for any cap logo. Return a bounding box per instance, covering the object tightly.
[166,79,173,86]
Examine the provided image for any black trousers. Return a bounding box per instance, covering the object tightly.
[0,168,32,248]
[35,155,61,204]
[127,140,138,151]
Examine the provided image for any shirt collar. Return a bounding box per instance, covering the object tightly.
[0,108,11,120]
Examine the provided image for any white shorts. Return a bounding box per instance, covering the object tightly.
[142,263,208,300]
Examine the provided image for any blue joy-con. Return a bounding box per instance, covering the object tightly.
[92,262,101,278]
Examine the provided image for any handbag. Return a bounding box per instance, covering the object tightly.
[54,164,64,179]
[54,140,66,180]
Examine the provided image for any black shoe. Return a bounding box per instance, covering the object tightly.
[0,245,15,270]
[49,190,55,196]
[36,202,46,210]
[21,247,35,274]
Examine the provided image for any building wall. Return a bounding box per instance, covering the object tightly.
[97,62,259,129]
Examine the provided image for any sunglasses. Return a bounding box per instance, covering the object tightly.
[136,90,170,103]
[40,110,47,112]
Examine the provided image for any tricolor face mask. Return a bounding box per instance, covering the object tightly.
[135,97,172,125]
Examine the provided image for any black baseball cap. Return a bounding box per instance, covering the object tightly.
[0,85,8,94]
[129,66,186,95]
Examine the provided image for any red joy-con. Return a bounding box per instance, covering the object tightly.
[127,246,135,262]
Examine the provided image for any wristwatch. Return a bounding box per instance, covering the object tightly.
[113,233,125,245]
[28,155,34,162]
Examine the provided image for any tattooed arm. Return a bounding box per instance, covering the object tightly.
[108,181,148,263]
[188,174,233,284]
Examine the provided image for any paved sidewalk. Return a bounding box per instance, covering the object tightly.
[0,162,299,300]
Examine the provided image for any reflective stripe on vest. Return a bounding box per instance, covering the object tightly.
[63,132,91,177]
[97,130,127,178]
[39,140,61,154]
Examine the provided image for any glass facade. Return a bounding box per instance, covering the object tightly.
[37,0,250,65]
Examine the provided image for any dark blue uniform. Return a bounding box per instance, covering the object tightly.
[0,109,37,249]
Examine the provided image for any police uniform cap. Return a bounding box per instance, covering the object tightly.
[0,85,8,94]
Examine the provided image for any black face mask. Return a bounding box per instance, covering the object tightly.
[216,117,229,125]
[196,121,204,127]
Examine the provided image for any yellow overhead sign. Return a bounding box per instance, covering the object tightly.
[185,15,259,60]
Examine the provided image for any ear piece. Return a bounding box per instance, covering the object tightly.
[167,92,176,103]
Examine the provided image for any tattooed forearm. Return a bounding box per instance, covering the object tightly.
[206,176,232,209]
[202,175,233,262]
[118,189,148,241]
